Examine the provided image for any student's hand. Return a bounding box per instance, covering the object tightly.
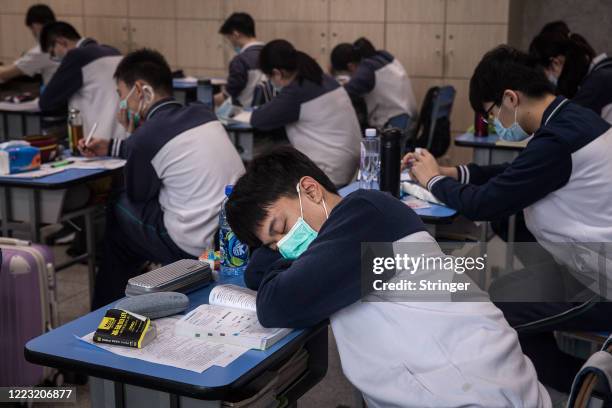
[117,107,136,134]
[214,92,226,107]
[408,149,441,188]
[78,137,109,157]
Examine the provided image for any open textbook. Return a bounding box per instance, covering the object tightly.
[175,285,291,350]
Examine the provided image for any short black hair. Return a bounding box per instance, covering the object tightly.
[259,39,323,85]
[225,146,338,248]
[40,21,80,52]
[353,37,376,59]
[25,4,55,27]
[219,12,256,37]
[330,43,359,72]
[114,48,173,95]
[469,45,554,114]
[538,20,570,37]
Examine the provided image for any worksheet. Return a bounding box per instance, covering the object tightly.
[80,316,249,373]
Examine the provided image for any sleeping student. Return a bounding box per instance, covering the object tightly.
[224,146,551,408]
[250,40,361,187]
[403,45,612,393]
[530,21,612,123]
[330,37,417,130]
[215,12,266,108]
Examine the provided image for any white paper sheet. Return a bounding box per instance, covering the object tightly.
[79,316,248,373]
[69,157,126,170]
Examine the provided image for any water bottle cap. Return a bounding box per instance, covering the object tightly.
[225,185,233,197]
[365,128,377,138]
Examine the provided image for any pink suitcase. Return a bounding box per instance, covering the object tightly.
[0,238,58,386]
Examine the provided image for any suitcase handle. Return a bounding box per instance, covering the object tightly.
[0,237,31,246]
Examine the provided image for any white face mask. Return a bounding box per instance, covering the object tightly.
[546,72,558,87]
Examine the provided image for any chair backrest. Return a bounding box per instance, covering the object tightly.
[408,85,456,158]
[568,333,612,408]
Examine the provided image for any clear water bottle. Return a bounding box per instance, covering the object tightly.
[360,128,380,189]
[219,185,249,277]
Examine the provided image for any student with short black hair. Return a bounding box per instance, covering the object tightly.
[403,45,612,392]
[529,22,612,123]
[0,4,58,84]
[330,37,417,129]
[225,146,550,408]
[250,40,360,187]
[81,49,245,309]
[216,12,265,107]
[39,21,125,139]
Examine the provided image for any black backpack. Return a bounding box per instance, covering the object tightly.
[408,86,455,158]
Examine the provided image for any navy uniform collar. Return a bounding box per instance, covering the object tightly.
[145,97,182,120]
[540,95,569,128]
[76,37,97,48]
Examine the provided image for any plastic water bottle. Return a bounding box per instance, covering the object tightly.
[219,185,249,277]
[360,128,380,189]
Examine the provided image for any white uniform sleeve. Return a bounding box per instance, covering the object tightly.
[14,46,56,79]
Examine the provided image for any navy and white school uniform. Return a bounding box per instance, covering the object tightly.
[250,75,361,186]
[246,190,550,408]
[92,98,245,308]
[39,38,125,140]
[225,42,266,107]
[344,50,417,128]
[573,53,612,124]
[108,99,245,256]
[428,97,612,290]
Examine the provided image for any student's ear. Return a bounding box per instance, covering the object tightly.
[501,90,520,109]
[299,177,323,203]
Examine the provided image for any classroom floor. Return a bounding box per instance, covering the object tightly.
[34,229,360,408]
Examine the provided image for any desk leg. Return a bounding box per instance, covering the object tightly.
[0,186,10,237]
[84,209,96,300]
[2,112,8,141]
[505,214,516,272]
[28,189,40,242]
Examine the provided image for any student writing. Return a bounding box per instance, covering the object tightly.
[80,49,245,309]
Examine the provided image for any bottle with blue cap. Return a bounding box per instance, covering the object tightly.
[219,185,249,277]
[360,128,380,189]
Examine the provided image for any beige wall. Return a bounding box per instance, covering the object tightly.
[0,0,509,164]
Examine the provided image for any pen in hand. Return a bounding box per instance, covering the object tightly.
[84,122,98,148]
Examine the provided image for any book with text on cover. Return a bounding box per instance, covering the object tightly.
[175,285,291,350]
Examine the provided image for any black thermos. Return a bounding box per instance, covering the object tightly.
[379,128,401,198]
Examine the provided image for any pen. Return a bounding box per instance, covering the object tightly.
[51,160,74,168]
[84,122,98,147]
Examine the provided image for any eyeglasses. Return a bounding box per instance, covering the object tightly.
[481,103,497,124]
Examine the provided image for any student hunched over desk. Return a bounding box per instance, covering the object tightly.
[250,40,361,187]
[81,49,244,309]
[530,21,612,124]
[331,37,417,130]
[224,146,551,408]
[39,22,125,140]
[404,45,612,393]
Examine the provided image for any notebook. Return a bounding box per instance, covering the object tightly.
[175,284,291,350]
